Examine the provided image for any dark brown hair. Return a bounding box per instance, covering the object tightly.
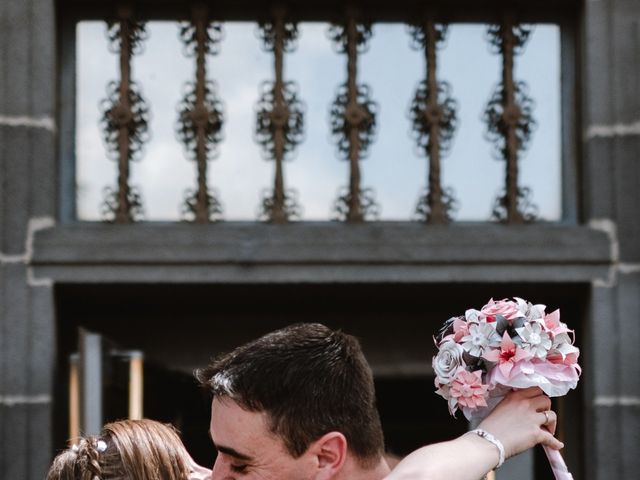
[46,419,192,480]
[196,323,385,465]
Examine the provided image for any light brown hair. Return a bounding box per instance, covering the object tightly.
[47,419,192,480]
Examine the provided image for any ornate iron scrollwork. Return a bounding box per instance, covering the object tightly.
[99,4,149,223]
[329,8,379,222]
[255,5,304,223]
[409,21,458,224]
[483,15,537,223]
[177,3,225,222]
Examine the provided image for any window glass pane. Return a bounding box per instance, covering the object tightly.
[359,24,424,220]
[76,21,116,221]
[439,24,503,221]
[76,21,561,222]
[517,24,562,221]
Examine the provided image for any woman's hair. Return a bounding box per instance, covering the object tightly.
[47,419,193,480]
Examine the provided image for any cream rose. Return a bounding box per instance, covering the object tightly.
[433,341,466,384]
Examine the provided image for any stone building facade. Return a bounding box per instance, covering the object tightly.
[1,1,639,479]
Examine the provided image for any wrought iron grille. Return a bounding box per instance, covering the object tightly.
[63,1,574,224]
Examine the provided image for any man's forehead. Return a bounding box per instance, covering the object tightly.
[210,398,272,445]
[210,397,296,466]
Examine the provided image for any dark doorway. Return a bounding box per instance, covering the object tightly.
[54,282,587,472]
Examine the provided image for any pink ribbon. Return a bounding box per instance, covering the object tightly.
[542,445,573,480]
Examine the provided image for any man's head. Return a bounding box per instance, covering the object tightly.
[197,323,385,479]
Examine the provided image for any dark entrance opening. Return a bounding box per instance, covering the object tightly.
[54,282,587,473]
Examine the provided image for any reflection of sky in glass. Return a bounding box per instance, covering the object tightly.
[76,22,560,221]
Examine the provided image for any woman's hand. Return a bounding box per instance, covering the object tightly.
[477,387,563,459]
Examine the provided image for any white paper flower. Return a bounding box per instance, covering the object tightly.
[465,309,483,323]
[514,297,546,321]
[433,341,466,384]
[551,332,580,359]
[461,323,501,357]
[516,321,552,358]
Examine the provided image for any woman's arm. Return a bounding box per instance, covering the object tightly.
[385,387,563,480]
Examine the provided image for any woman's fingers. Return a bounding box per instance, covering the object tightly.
[540,409,558,435]
[538,427,564,450]
[477,390,564,458]
[531,394,552,412]
[517,386,545,398]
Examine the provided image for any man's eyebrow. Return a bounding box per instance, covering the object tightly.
[208,428,254,461]
[213,442,254,461]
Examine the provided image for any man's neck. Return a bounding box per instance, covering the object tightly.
[335,455,391,480]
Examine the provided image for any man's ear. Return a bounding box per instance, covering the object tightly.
[310,431,347,479]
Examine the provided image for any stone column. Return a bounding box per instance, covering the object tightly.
[582,1,640,478]
[0,0,57,478]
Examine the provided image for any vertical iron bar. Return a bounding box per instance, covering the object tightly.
[271,6,288,223]
[100,3,149,222]
[177,3,224,222]
[501,14,523,224]
[329,7,378,222]
[115,8,133,223]
[193,6,210,222]
[483,15,537,223]
[256,5,304,223]
[346,15,363,222]
[425,20,445,223]
[409,19,457,223]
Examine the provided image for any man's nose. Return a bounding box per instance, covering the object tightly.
[209,457,228,480]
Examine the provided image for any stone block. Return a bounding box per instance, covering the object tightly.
[27,281,55,393]
[0,265,30,395]
[617,272,640,397]
[0,403,52,480]
[590,405,622,479]
[613,137,640,262]
[610,3,640,123]
[0,0,55,116]
[0,264,55,395]
[583,0,614,125]
[587,286,619,395]
[583,137,615,221]
[0,125,56,255]
[621,405,640,480]
[27,401,53,480]
[29,0,56,116]
[0,403,28,479]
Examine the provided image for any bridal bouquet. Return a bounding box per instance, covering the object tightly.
[432,297,580,479]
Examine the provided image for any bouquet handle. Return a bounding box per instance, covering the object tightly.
[542,445,573,480]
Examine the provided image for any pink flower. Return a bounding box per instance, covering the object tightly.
[449,369,490,409]
[483,332,531,378]
[543,309,571,336]
[481,298,521,323]
[451,318,470,342]
[547,350,580,368]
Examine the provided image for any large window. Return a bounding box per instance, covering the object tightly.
[62,2,577,224]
